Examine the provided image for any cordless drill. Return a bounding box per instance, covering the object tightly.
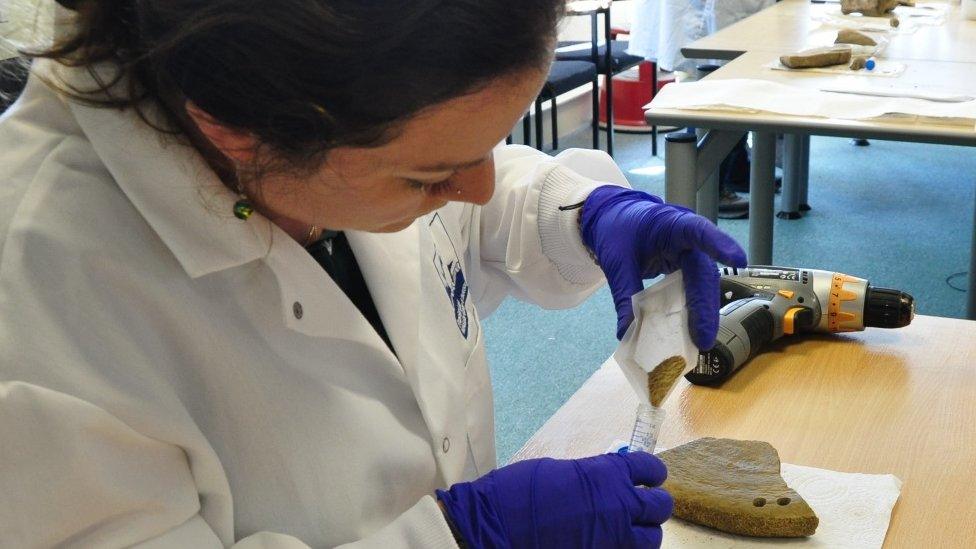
[686,266,915,386]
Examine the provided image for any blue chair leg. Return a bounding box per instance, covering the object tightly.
[591,75,600,150]
[651,64,659,157]
[606,71,615,158]
[590,13,600,152]
[522,113,532,147]
[535,98,544,151]
[604,14,614,158]
[551,96,559,151]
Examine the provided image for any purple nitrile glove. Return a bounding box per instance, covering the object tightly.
[436,451,672,549]
[580,185,748,348]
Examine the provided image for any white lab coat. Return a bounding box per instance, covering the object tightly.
[0,61,629,548]
[627,0,775,72]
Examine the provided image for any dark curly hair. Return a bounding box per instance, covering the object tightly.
[30,0,562,174]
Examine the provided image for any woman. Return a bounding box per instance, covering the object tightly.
[0,1,745,547]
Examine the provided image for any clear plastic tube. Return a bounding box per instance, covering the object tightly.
[628,404,667,453]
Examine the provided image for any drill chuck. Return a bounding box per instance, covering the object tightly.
[864,286,914,328]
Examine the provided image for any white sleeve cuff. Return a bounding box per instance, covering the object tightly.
[536,166,626,285]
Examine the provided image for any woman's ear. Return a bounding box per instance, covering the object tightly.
[185,101,256,163]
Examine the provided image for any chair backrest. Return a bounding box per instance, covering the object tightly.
[562,1,611,73]
[1,58,30,114]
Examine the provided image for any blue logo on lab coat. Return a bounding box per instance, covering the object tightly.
[428,214,470,338]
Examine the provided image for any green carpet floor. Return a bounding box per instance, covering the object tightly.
[485,130,976,464]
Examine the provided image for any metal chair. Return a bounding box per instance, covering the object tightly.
[556,1,645,157]
[532,60,598,151]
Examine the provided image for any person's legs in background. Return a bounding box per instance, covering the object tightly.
[718,136,750,219]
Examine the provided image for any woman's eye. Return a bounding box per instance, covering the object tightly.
[407,177,456,195]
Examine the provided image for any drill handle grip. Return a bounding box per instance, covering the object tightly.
[686,298,775,385]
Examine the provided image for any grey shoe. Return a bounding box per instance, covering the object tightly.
[717,187,749,219]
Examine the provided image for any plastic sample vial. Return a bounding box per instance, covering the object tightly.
[628,403,667,453]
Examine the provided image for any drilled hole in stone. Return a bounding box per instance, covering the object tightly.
[753,497,766,507]
[777,497,791,506]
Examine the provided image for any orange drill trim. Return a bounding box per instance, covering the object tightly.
[828,273,861,332]
[783,307,805,335]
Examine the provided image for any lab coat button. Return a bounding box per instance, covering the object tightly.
[442,437,451,453]
[292,301,303,319]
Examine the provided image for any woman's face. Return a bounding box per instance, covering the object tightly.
[243,68,548,234]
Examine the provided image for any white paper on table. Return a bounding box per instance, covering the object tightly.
[662,463,903,549]
[647,78,976,128]
[613,273,698,407]
[765,59,905,77]
[814,10,923,33]
[815,3,945,30]
[896,3,950,23]
[606,440,903,549]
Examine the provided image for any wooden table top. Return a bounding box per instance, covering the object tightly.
[684,0,976,64]
[514,314,976,548]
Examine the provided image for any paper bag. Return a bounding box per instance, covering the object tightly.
[613,273,699,406]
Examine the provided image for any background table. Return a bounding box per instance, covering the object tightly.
[684,0,976,63]
[514,314,976,548]
[650,50,976,145]
[678,0,976,224]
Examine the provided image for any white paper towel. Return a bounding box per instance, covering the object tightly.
[607,440,903,548]
[814,3,946,32]
[613,273,699,407]
[662,463,902,548]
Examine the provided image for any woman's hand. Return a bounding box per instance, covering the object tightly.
[437,451,672,548]
[581,185,748,348]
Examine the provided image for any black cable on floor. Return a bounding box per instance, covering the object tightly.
[946,272,968,292]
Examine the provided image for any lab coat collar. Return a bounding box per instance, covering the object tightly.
[55,61,273,279]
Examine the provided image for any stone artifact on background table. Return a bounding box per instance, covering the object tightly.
[835,28,878,46]
[779,45,853,69]
[849,55,870,70]
[841,0,900,16]
[657,438,820,538]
